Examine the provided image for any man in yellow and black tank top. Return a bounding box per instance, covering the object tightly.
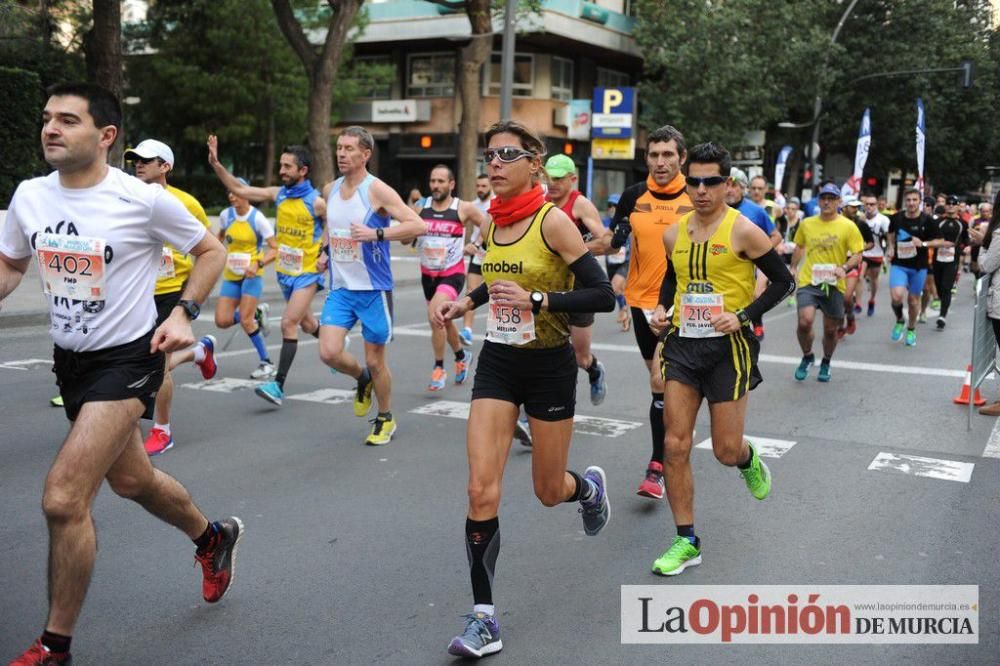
[646,143,793,578]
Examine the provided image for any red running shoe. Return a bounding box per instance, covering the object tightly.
[636,461,665,499]
[144,427,173,456]
[9,639,72,665]
[846,318,857,335]
[196,335,218,380]
[194,517,244,603]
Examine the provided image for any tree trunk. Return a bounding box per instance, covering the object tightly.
[456,0,493,201]
[264,83,276,187]
[85,0,124,166]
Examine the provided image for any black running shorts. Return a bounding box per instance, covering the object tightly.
[154,290,183,327]
[421,273,466,302]
[471,341,577,421]
[52,330,165,421]
[659,329,761,403]
[605,260,627,280]
[631,307,660,361]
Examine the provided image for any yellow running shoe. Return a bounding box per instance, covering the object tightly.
[353,368,373,417]
[365,413,396,446]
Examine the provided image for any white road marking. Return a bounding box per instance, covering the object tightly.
[409,399,642,438]
[180,377,261,392]
[285,388,355,405]
[867,452,975,483]
[983,416,1000,459]
[0,358,52,371]
[695,436,797,458]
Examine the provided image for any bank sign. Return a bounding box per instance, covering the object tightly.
[591,87,635,138]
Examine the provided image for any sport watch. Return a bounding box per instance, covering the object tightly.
[530,291,544,314]
[735,308,751,328]
[177,299,201,321]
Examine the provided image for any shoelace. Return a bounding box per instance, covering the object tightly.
[459,614,493,641]
[368,417,386,435]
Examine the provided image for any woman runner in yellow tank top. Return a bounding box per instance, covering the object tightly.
[433,120,614,658]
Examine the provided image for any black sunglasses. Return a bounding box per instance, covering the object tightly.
[132,156,161,165]
[484,147,534,164]
[685,175,727,188]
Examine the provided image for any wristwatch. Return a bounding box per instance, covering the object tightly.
[177,299,201,321]
[530,291,544,314]
[735,308,751,328]
[376,227,385,241]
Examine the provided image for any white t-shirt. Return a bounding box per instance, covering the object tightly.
[470,196,493,246]
[863,213,891,258]
[0,168,208,352]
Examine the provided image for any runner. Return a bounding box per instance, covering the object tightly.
[931,195,967,329]
[544,153,610,405]
[213,180,278,378]
[860,192,891,316]
[1,83,241,666]
[318,126,427,445]
[460,173,494,346]
[971,201,992,276]
[603,193,631,331]
[415,165,485,391]
[603,125,693,500]
[207,136,325,404]
[775,196,801,267]
[790,184,865,381]
[749,174,779,219]
[727,168,780,339]
[837,197,874,338]
[887,188,943,347]
[647,142,793,576]
[126,138,218,456]
[433,120,614,657]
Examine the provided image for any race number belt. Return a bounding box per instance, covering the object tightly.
[897,240,917,259]
[36,233,107,300]
[158,246,176,279]
[936,246,955,263]
[226,252,252,276]
[277,244,305,275]
[810,263,838,286]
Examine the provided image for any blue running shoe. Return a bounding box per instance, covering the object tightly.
[579,465,610,536]
[448,613,503,658]
[867,300,875,317]
[794,355,814,381]
[255,380,283,406]
[459,327,474,347]
[589,360,607,406]
[817,361,831,382]
[455,350,473,385]
[890,321,905,342]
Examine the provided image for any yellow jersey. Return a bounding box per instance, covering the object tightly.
[156,185,211,295]
[274,184,323,276]
[220,206,273,281]
[793,215,865,293]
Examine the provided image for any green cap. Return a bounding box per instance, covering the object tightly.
[545,154,577,179]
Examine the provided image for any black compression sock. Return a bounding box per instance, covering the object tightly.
[454,349,466,362]
[566,470,593,502]
[466,517,500,606]
[586,355,601,382]
[892,302,904,321]
[737,444,754,469]
[275,338,298,389]
[676,525,700,548]
[650,393,665,465]
[821,356,831,365]
[434,359,444,368]
[40,631,71,654]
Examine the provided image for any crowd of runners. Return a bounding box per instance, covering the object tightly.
[0,82,991,663]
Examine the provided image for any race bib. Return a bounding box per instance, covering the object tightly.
[226,252,252,276]
[158,246,176,279]
[642,309,656,325]
[329,228,360,263]
[36,233,107,300]
[897,240,917,259]
[936,246,956,263]
[420,237,451,271]
[810,263,838,286]
[277,244,305,275]
[680,293,724,338]
[486,301,536,345]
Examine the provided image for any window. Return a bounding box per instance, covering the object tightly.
[353,55,394,100]
[551,57,574,102]
[596,67,629,89]
[484,53,534,97]
[407,53,455,97]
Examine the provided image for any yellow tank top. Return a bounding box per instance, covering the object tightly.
[156,185,211,295]
[222,207,267,281]
[275,192,322,276]
[671,206,755,328]
[482,203,574,349]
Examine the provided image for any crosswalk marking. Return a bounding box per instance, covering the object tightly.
[868,452,975,483]
[695,436,797,458]
[180,377,261,392]
[409,399,642,438]
[286,388,355,405]
[0,358,52,371]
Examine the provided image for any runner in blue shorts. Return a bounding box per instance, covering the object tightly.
[887,188,944,347]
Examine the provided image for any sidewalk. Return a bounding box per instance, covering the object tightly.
[0,212,424,328]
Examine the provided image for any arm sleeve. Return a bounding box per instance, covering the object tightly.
[149,189,209,254]
[609,186,638,232]
[858,221,874,246]
[658,257,677,308]
[743,249,795,322]
[546,253,615,313]
[468,282,489,309]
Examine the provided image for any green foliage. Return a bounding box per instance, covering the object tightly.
[0,1,85,90]
[0,67,44,206]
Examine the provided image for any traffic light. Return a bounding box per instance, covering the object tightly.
[815,163,824,182]
[961,59,975,89]
[803,168,813,183]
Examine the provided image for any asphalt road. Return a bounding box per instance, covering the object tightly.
[1,276,998,665]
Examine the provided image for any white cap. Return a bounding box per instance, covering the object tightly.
[124,139,174,166]
[843,197,862,208]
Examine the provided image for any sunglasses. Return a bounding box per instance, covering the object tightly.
[484,147,534,163]
[132,156,160,165]
[684,175,727,188]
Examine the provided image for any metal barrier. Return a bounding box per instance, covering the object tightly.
[969,276,998,429]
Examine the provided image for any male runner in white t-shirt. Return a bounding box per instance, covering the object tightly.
[0,83,240,665]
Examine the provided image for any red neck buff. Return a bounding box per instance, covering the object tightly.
[646,172,686,195]
[489,184,545,227]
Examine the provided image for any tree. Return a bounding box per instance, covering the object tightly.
[271,0,364,187]
[84,0,123,164]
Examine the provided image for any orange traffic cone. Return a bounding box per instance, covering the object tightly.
[953,364,986,406]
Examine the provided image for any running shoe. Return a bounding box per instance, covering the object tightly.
[255,380,284,406]
[513,417,532,448]
[196,335,218,380]
[930,298,941,311]
[144,427,174,456]
[890,321,905,342]
[853,301,862,314]
[250,361,275,379]
[753,323,765,340]
[951,285,958,295]
[455,351,473,385]
[936,316,946,330]
[354,370,373,416]
[365,414,397,446]
[636,461,665,499]
[49,394,63,408]
[579,466,610,536]
[459,327,474,347]
[867,300,875,317]
[917,311,927,324]
[794,355,813,381]
[817,361,832,383]
[255,302,271,338]
[9,639,72,665]
[589,360,607,406]
[905,329,917,346]
[652,535,702,577]
[740,444,771,500]
[194,517,244,603]
[428,366,447,391]
[447,612,503,658]
[846,318,857,335]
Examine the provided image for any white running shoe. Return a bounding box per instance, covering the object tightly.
[256,302,271,338]
[251,362,275,379]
